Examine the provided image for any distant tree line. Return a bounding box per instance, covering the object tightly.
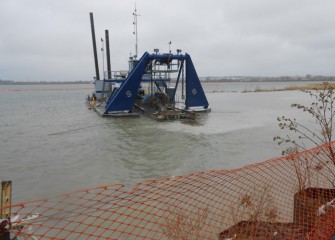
[0,79,91,85]
[199,75,335,82]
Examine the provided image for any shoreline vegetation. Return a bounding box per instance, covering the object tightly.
[241,82,335,93]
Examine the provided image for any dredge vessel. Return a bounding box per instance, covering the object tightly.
[87,11,210,120]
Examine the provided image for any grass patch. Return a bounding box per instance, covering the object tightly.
[284,82,335,91]
[242,82,335,93]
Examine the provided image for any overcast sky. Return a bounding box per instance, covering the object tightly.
[1,0,335,81]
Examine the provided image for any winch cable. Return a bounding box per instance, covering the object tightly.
[48,122,112,136]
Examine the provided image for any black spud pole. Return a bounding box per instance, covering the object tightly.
[90,12,100,80]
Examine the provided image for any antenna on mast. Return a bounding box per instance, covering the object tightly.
[132,3,140,59]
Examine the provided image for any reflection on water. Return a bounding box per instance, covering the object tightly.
[0,83,316,202]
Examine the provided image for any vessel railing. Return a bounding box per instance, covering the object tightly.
[103,70,129,80]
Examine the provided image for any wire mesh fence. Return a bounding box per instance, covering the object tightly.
[2,142,335,239]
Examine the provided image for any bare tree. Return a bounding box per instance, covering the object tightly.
[273,82,335,188]
[274,83,335,159]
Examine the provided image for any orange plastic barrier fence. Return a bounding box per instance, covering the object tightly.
[2,143,335,239]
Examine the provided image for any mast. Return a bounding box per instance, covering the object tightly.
[89,12,100,80]
[132,4,140,59]
[105,30,112,79]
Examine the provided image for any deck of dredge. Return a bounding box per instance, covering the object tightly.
[88,101,140,118]
[134,103,198,120]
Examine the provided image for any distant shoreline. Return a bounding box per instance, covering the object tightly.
[0,80,91,85]
[1,76,334,85]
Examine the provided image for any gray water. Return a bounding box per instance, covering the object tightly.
[0,82,318,202]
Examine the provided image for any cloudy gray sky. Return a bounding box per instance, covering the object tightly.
[1,0,335,81]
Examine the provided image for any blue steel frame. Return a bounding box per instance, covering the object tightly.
[104,52,208,114]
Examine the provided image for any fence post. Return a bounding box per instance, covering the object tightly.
[1,181,12,219]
